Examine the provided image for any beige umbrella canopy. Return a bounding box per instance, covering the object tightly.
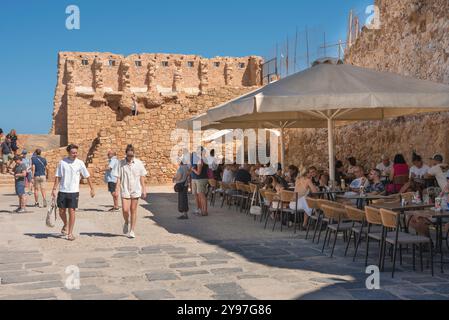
[203,58,449,181]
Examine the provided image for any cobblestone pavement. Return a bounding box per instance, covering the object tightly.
[0,185,448,300]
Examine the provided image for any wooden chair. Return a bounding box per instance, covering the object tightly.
[380,208,434,277]
[320,204,350,257]
[344,206,366,260]
[208,179,218,206]
[305,197,322,242]
[364,206,385,267]
[263,191,281,230]
[315,199,345,244]
[274,190,301,233]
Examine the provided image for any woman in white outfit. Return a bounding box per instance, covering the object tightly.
[289,168,319,228]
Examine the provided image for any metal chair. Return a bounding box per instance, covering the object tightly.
[305,197,322,242]
[380,208,434,277]
[344,205,366,260]
[320,204,350,257]
[364,206,385,267]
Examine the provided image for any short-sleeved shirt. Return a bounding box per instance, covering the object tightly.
[428,164,448,190]
[104,156,119,183]
[376,162,393,176]
[235,169,252,184]
[31,156,47,177]
[1,141,11,155]
[175,165,189,185]
[191,159,209,180]
[112,158,147,198]
[366,182,385,194]
[56,157,90,193]
[14,163,27,182]
[350,177,369,189]
[409,165,430,179]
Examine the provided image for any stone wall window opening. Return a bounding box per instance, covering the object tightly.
[239,62,245,69]
[81,59,89,66]
[187,61,194,68]
[108,60,116,67]
[162,61,169,67]
[135,60,142,67]
[213,62,220,68]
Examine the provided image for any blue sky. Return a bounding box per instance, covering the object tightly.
[0,0,372,134]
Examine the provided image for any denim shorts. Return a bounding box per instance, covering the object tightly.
[15,181,26,196]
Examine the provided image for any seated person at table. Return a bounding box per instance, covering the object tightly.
[272,174,289,191]
[263,176,275,191]
[222,164,236,183]
[365,169,385,194]
[386,153,409,194]
[318,173,329,190]
[335,160,346,183]
[425,154,448,190]
[376,155,393,180]
[348,166,369,192]
[308,166,320,187]
[285,165,299,183]
[400,153,429,193]
[289,168,319,228]
[346,157,358,179]
[235,164,252,184]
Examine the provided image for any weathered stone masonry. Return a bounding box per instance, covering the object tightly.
[285,0,449,172]
[46,52,263,184]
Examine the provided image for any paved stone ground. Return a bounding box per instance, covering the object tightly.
[0,185,448,300]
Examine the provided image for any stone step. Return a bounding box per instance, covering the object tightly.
[0,174,15,185]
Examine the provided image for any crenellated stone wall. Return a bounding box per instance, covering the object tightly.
[285,0,449,173]
[46,51,263,184]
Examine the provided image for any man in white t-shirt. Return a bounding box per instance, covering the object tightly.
[376,155,393,178]
[409,154,430,180]
[112,144,147,239]
[426,154,448,190]
[51,144,95,241]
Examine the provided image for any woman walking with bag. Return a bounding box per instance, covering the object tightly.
[174,159,190,220]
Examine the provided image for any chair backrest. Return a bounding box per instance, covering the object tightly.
[243,184,252,193]
[400,192,415,203]
[393,175,409,185]
[235,181,244,191]
[228,182,236,190]
[321,204,347,221]
[345,205,365,222]
[280,190,296,203]
[305,197,320,210]
[249,183,258,193]
[208,179,217,188]
[379,208,399,229]
[318,199,345,209]
[264,191,279,202]
[364,206,382,225]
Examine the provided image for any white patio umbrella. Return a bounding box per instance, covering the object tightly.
[204,58,449,182]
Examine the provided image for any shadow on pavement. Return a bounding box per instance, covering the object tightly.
[80,232,125,238]
[139,192,449,300]
[24,233,63,239]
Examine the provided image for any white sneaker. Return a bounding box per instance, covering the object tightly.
[123,222,129,234]
[128,231,136,239]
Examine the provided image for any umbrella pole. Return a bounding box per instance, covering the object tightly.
[328,118,336,184]
[281,126,285,173]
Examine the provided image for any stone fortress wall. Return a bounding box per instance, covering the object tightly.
[284,0,449,173]
[45,52,263,184]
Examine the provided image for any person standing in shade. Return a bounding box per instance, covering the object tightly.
[131,95,138,116]
[112,144,147,238]
[31,149,48,208]
[13,155,28,213]
[103,150,120,212]
[174,158,190,220]
[51,144,95,241]
[190,147,209,216]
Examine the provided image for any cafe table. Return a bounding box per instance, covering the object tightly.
[336,194,387,209]
[404,209,449,273]
[310,190,345,201]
